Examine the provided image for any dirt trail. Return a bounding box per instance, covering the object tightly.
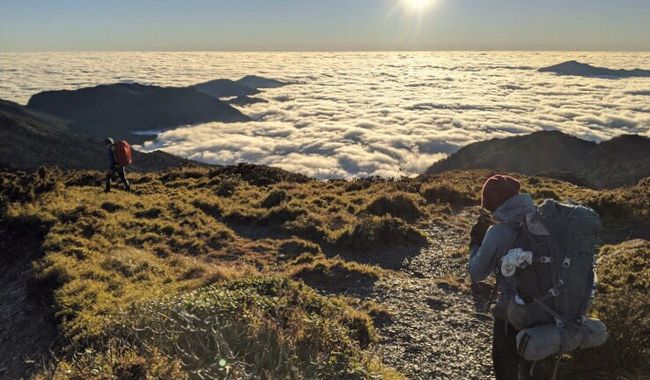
[368,212,495,379]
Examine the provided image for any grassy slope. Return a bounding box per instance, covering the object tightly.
[1,165,648,378]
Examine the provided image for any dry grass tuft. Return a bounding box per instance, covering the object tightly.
[363,193,424,222]
[290,257,382,294]
[336,215,428,251]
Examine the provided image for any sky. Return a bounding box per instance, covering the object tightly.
[1,0,650,52]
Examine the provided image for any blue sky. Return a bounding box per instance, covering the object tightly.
[1,0,649,51]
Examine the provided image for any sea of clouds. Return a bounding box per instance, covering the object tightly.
[1,51,649,178]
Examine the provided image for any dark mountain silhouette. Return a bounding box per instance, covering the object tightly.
[27,83,250,143]
[539,61,650,78]
[228,96,269,106]
[192,76,288,98]
[425,131,650,188]
[192,79,260,98]
[237,75,287,89]
[0,98,191,171]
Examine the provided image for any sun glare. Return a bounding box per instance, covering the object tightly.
[401,0,435,13]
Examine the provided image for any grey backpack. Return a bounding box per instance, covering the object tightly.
[506,199,601,331]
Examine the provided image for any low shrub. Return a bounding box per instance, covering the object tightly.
[0,167,59,213]
[212,175,241,197]
[100,201,122,213]
[134,207,163,219]
[282,214,329,243]
[36,342,185,380]
[363,193,424,223]
[260,204,307,225]
[261,189,289,208]
[192,197,223,219]
[290,258,381,294]
[278,238,322,260]
[533,188,560,200]
[420,183,476,207]
[335,216,427,251]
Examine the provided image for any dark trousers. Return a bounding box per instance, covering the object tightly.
[493,318,552,380]
[105,165,130,191]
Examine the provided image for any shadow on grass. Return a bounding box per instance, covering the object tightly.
[0,215,59,379]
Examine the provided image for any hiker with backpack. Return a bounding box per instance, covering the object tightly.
[104,138,132,192]
[468,175,607,380]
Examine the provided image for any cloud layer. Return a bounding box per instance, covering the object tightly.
[1,52,649,178]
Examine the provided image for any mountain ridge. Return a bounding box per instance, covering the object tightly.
[539,60,650,78]
[425,130,650,188]
[27,83,250,144]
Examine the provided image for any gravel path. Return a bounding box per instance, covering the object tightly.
[369,211,495,379]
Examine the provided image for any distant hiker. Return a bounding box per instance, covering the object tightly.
[104,138,132,192]
[468,175,607,380]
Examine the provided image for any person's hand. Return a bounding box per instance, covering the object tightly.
[469,213,492,248]
[471,281,496,314]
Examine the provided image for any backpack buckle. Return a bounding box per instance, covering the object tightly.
[548,280,565,297]
[563,257,572,268]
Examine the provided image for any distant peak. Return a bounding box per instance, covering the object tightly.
[539,60,650,78]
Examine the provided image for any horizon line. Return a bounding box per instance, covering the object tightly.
[3,49,650,54]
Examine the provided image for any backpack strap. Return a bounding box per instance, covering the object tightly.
[576,269,596,323]
[559,253,573,329]
[519,221,555,297]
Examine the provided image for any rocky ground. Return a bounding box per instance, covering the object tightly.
[365,209,496,379]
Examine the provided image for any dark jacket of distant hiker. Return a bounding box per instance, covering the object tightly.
[105,140,130,192]
[107,145,117,169]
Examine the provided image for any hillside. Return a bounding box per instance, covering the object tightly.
[0,164,648,379]
[425,131,650,188]
[0,99,190,171]
[27,83,250,143]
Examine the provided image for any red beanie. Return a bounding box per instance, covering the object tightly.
[481,175,521,212]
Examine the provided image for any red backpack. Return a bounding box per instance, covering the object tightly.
[114,140,133,166]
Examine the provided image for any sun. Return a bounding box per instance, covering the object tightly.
[401,0,435,13]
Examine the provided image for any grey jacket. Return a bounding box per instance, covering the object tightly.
[469,193,536,319]
[107,145,117,169]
